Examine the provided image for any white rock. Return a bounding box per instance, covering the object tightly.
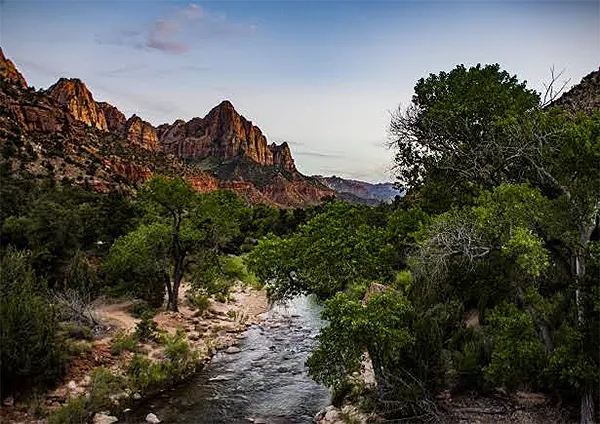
[133,392,142,400]
[67,380,78,391]
[146,412,161,423]
[224,346,241,354]
[93,412,119,424]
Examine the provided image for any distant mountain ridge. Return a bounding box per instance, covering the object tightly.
[314,175,404,205]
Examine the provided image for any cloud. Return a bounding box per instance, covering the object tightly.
[97,3,257,54]
[296,150,345,159]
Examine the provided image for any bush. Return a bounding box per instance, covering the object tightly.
[111,332,138,355]
[134,312,158,342]
[61,321,94,341]
[0,249,67,394]
[128,299,155,318]
[484,302,547,390]
[186,292,211,313]
[47,395,88,424]
[47,368,126,424]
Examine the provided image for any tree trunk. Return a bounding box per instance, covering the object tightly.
[581,388,595,424]
[369,350,392,397]
[165,273,173,311]
[574,222,595,424]
[171,254,185,312]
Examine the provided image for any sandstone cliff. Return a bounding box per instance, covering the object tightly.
[125,114,159,151]
[158,100,294,168]
[97,101,126,133]
[0,47,28,88]
[47,78,108,131]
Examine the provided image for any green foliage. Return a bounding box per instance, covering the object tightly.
[128,299,156,318]
[247,202,396,300]
[110,331,138,355]
[484,303,547,390]
[61,321,94,341]
[390,63,540,189]
[307,292,414,391]
[186,292,211,313]
[104,222,170,307]
[134,312,158,342]
[0,249,67,394]
[47,368,126,424]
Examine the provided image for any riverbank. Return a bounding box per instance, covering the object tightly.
[0,283,268,423]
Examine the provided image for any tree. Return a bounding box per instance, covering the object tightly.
[246,201,396,300]
[388,63,540,190]
[139,176,195,311]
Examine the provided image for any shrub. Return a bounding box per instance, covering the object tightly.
[61,321,94,341]
[134,312,158,342]
[186,292,211,313]
[484,302,547,390]
[111,332,138,355]
[47,395,88,424]
[0,249,67,394]
[128,299,155,318]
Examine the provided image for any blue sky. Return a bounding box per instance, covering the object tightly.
[1,0,598,182]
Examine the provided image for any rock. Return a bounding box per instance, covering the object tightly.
[47,78,108,130]
[0,48,27,88]
[125,115,159,150]
[2,396,14,407]
[93,412,119,424]
[209,375,232,382]
[224,346,241,354]
[133,392,142,400]
[146,412,161,423]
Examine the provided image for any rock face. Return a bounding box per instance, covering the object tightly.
[550,70,600,115]
[47,78,108,130]
[158,100,291,167]
[97,101,126,133]
[125,114,159,150]
[269,142,295,172]
[0,47,28,88]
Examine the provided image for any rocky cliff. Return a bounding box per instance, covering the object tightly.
[0,47,28,88]
[47,78,108,131]
[157,100,294,169]
[0,49,331,208]
[125,114,159,151]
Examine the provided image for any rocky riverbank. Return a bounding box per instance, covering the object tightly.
[0,283,268,423]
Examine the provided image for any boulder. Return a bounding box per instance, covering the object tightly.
[146,412,161,423]
[93,412,119,424]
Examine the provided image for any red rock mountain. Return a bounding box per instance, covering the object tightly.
[0,47,28,89]
[157,100,295,171]
[0,48,331,207]
[48,78,108,130]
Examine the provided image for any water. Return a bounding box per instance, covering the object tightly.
[128,295,330,423]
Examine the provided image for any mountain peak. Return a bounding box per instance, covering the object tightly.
[48,77,108,130]
[0,47,28,88]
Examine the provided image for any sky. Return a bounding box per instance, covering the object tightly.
[1,0,598,182]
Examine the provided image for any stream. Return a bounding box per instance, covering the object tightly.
[128,295,331,423]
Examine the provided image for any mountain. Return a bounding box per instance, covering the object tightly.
[0,47,332,208]
[314,175,404,205]
[549,69,600,115]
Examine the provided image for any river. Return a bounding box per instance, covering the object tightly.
[127,295,331,423]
